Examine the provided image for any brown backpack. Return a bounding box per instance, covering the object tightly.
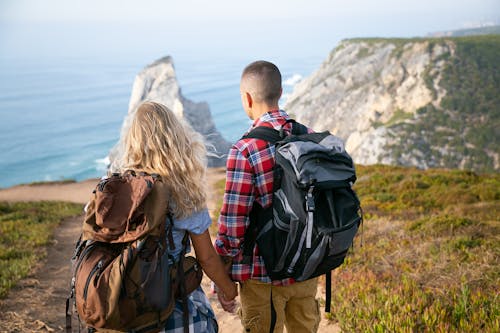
[66,171,187,333]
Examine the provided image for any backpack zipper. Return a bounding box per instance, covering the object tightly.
[73,242,97,298]
[73,242,96,277]
[83,260,103,301]
[71,236,85,261]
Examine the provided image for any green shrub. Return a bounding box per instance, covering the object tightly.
[0,201,82,298]
[326,165,500,332]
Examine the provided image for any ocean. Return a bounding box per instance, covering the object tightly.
[0,55,322,188]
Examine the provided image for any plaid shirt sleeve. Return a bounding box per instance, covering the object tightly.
[215,144,254,259]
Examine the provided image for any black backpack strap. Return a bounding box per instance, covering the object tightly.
[241,118,307,143]
[289,120,308,135]
[242,201,272,264]
[241,126,280,265]
[325,271,332,313]
[242,126,282,143]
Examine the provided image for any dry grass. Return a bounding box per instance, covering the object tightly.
[209,164,500,331]
[327,165,499,332]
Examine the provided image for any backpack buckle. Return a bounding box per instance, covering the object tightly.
[306,186,315,212]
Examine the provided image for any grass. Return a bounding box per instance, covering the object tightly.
[0,201,82,298]
[330,165,500,332]
[2,165,498,331]
[211,164,499,331]
[385,108,414,128]
[209,178,227,235]
[27,179,77,186]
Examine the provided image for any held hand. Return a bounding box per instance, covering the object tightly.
[217,290,238,313]
[214,282,238,313]
[225,281,238,300]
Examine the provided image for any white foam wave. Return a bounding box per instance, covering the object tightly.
[95,156,110,171]
[283,74,302,86]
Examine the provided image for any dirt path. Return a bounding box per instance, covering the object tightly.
[0,215,82,332]
[0,168,339,332]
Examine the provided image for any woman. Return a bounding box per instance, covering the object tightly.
[113,101,238,332]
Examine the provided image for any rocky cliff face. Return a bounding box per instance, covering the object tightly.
[285,36,500,172]
[113,56,231,167]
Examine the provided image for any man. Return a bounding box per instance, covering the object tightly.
[215,61,320,333]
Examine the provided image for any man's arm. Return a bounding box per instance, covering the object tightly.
[215,146,255,260]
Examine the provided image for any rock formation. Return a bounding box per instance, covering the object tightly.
[112,56,231,167]
[285,36,500,172]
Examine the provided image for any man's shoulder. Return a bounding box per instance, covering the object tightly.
[231,135,272,158]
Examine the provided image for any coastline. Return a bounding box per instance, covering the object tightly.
[0,178,100,204]
[0,167,228,205]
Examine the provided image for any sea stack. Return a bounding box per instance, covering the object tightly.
[112,56,231,167]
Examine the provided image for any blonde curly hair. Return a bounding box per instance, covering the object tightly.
[116,101,207,219]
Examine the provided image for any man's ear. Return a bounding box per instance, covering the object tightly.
[245,92,253,109]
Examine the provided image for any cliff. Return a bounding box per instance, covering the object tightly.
[114,56,231,167]
[285,35,500,172]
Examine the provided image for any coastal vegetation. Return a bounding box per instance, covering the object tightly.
[210,164,499,331]
[0,201,81,298]
[331,165,499,332]
[386,35,500,172]
[0,165,497,332]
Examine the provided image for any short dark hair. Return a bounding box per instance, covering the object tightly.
[241,60,282,105]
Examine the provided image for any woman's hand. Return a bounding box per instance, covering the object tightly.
[214,282,238,313]
[224,281,238,300]
[217,290,238,313]
[190,230,239,302]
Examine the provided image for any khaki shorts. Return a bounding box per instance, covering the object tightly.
[238,278,320,333]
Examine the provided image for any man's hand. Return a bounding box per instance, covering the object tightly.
[217,289,238,313]
[213,282,238,313]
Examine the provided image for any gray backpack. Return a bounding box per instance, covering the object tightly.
[242,120,363,312]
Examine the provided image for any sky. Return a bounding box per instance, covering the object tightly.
[0,0,499,63]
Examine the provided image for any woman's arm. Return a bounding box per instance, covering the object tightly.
[189,230,238,300]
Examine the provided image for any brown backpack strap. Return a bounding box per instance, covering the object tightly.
[65,297,72,333]
[166,213,175,251]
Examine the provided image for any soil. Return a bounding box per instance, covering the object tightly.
[0,168,339,332]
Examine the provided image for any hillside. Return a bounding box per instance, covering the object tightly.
[209,165,500,331]
[285,35,500,172]
[334,165,499,332]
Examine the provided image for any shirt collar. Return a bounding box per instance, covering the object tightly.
[251,109,290,128]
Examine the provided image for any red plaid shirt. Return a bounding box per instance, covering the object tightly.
[215,110,303,286]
